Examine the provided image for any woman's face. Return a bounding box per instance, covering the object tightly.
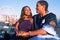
[24,7,31,16]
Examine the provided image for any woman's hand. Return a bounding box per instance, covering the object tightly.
[20,32,29,37]
[16,31,29,37]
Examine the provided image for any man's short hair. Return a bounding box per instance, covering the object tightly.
[37,1,48,12]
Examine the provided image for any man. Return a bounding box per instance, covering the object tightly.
[28,1,58,40]
[18,0,58,40]
[29,0,57,36]
[32,0,57,36]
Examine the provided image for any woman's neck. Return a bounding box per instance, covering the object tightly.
[24,15,30,20]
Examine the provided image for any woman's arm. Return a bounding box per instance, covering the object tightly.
[15,22,19,32]
[15,22,20,36]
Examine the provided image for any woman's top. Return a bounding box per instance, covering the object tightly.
[18,20,33,32]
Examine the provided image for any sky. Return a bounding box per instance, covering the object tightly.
[0,0,60,19]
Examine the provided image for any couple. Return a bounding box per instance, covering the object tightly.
[15,0,57,40]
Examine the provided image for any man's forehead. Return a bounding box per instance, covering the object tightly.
[36,3,41,6]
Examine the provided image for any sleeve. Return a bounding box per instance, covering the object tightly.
[42,13,57,36]
[42,25,57,36]
[46,13,57,26]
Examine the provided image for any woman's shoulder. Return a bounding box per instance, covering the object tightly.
[29,17,33,24]
[16,22,19,25]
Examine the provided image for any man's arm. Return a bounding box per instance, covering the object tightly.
[49,21,56,27]
[48,14,57,27]
[18,29,47,37]
[28,29,47,36]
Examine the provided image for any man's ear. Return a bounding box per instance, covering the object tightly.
[43,5,46,11]
[49,21,56,27]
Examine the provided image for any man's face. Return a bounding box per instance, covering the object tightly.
[36,3,44,14]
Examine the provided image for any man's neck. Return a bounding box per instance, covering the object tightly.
[40,11,47,17]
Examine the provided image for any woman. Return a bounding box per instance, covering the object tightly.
[15,6,33,40]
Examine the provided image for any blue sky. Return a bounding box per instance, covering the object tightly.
[0,0,60,19]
